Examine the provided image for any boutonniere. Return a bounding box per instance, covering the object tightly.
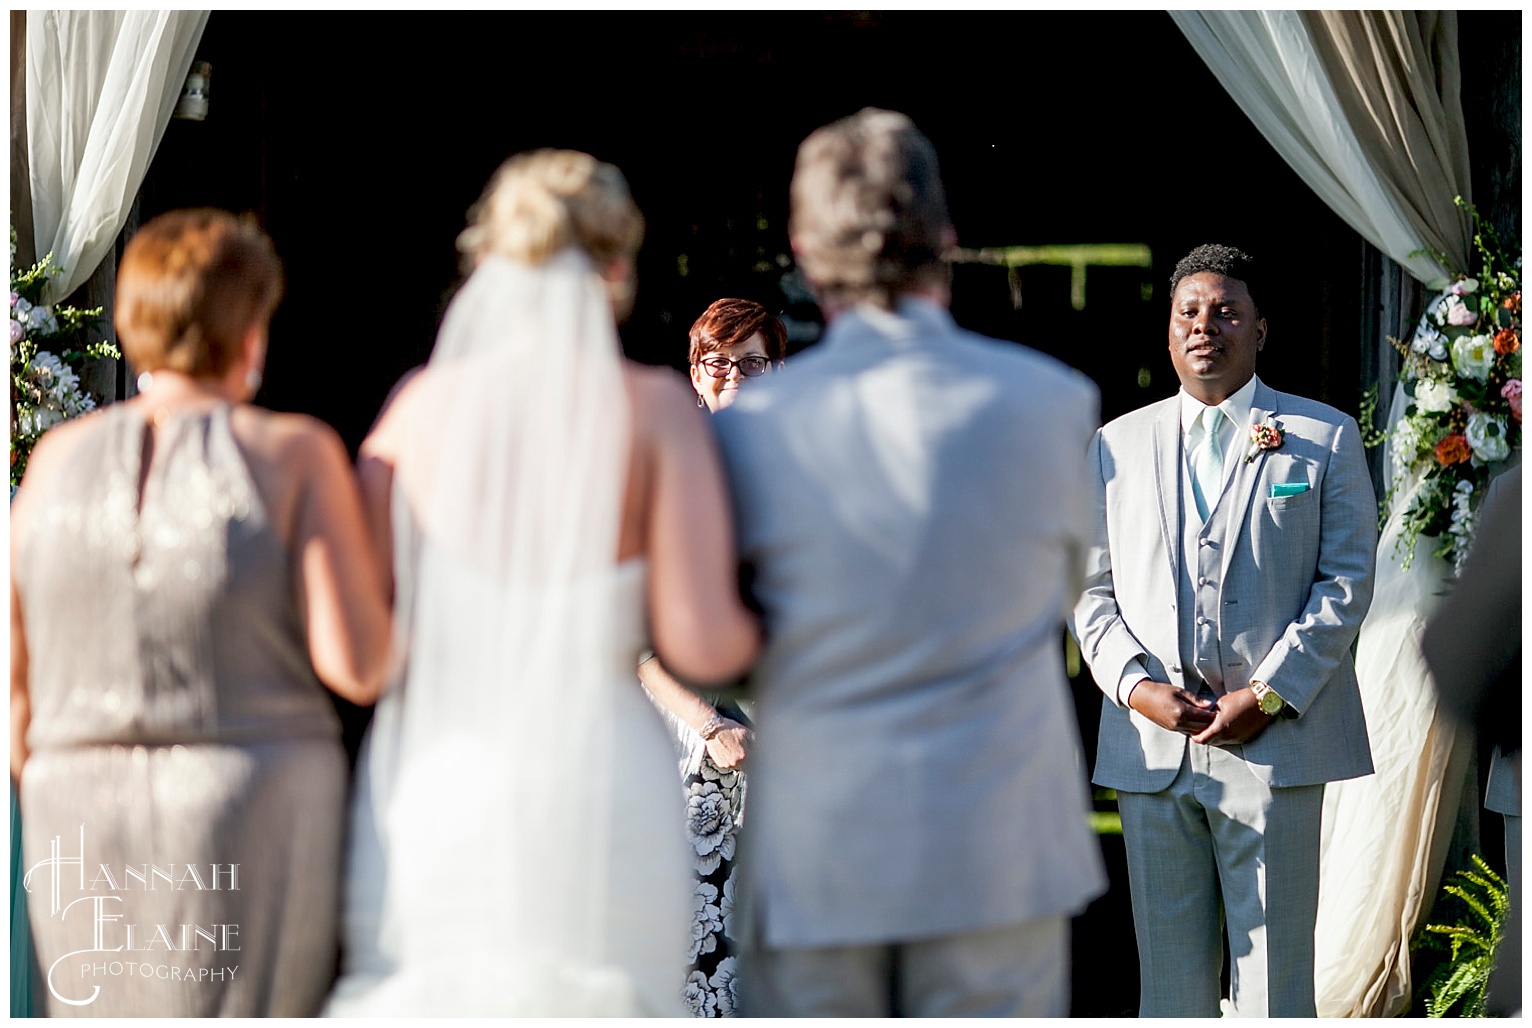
[1245,419,1285,463]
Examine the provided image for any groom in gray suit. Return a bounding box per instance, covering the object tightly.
[716,108,1106,1017]
[1073,244,1377,1016]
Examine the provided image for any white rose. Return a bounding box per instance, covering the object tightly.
[1413,378,1456,413]
[1451,333,1496,382]
[1466,411,1511,463]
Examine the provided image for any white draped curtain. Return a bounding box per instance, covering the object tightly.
[1170,10,1482,1018]
[25,10,207,304]
[1170,10,1471,285]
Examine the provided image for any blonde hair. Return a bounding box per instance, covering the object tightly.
[116,209,283,376]
[457,149,644,272]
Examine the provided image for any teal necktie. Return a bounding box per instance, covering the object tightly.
[1191,406,1225,520]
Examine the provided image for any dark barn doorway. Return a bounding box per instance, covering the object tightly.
[138,11,1373,448]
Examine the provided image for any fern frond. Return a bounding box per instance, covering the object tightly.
[1410,852,1510,1016]
[1428,957,1492,1018]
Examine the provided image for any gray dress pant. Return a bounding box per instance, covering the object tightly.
[741,916,1068,1017]
[1117,741,1323,1017]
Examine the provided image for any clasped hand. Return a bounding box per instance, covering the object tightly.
[1127,680,1273,746]
[705,720,751,770]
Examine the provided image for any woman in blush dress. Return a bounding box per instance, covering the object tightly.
[639,297,785,1016]
[325,151,761,1016]
[11,209,391,1016]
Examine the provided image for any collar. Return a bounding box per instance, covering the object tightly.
[822,295,955,348]
[1179,374,1260,436]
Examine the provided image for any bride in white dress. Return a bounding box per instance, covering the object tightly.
[325,151,762,1016]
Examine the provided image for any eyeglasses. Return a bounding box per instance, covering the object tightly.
[697,354,771,379]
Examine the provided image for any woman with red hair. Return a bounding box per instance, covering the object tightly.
[641,296,785,1016]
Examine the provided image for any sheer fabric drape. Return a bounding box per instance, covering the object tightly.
[1170,11,1479,1016]
[1169,10,1470,284]
[25,10,206,303]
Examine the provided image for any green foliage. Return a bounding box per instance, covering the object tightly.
[1410,854,1509,1017]
[1359,382,1389,450]
[10,227,116,495]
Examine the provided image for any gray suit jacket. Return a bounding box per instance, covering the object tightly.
[714,299,1106,949]
[1074,379,1376,791]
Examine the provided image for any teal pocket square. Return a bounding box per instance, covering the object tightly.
[1270,482,1310,498]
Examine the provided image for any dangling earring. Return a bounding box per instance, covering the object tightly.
[696,393,705,409]
[245,368,263,395]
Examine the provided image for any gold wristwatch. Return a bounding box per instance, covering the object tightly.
[1252,680,1287,716]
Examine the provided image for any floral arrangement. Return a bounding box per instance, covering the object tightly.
[10,228,116,496]
[1377,199,1520,574]
[1245,418,1285,463]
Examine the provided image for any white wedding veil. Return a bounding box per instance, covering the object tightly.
[329,247,673,1014]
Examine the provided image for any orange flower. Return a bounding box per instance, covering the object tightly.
[1504,291,1522,314]
[1435,434,1472,466]
[1495,328,1520,354]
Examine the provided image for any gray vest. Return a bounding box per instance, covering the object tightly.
[1178,454,1234,694]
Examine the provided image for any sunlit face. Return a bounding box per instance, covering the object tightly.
[690,333,774,412]
[1167,272,1266,406]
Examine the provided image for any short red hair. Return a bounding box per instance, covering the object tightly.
[687,298,787,365]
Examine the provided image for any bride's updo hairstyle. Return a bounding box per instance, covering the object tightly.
[456,149,644,273]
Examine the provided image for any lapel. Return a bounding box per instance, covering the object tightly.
[1218,380,1278,582]
[1150,398,1184,585]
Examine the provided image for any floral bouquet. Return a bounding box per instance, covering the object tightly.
[1381,198,1520,573]
[10,228,117,496]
